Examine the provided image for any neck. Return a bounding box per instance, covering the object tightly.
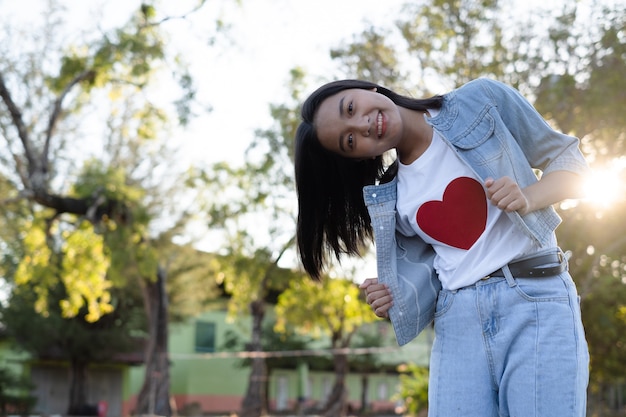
[397,109,433,165]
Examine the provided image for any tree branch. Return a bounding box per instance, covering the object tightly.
[30,190,127,225]
[0,70,36,183]
[44,69,96,173]
[142,0,207,28]
[1,134,31,187]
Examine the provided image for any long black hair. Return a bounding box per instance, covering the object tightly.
[295,79,444,279]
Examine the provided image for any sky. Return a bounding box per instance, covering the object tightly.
[1,0,409,162]
[168,0,411,165]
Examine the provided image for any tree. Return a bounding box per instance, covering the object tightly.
[275,277,376,417]
[1,274,145,415]
[397,0,510,90]
[192,69,304,417]
[0,366,36,416]
[221,253,294,417]
[530,4,626,162]
[557,196,626,412]
[394,363,429,417]
[0,2,221,415]
[221,318,325,414]
[330,26,406,89]
[348,330,389,413]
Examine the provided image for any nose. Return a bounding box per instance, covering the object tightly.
[349,115,371,136]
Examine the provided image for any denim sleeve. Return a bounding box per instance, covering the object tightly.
[478,78,589,176]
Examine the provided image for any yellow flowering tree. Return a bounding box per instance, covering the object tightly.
[275,277,376,417]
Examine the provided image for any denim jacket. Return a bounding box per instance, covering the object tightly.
[362,78,588,346]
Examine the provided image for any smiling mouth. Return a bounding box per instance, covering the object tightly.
[377,111,384,137]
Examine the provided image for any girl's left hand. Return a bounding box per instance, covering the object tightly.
[485,176,530,215]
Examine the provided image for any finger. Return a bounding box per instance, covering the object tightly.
[485,182,504,201]
[492,187,526,211]
[505,197,529,213]
[494,196,518,211]
[374,301,392,318]
[369,293,393,309]
[375,310,389,319]
[359,277,378,289]
[363,284,388,298]
[365,286,390,302]
[489,183,520,208]
[365,291,382,305]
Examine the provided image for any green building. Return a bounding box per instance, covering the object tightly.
[1,299,433,416]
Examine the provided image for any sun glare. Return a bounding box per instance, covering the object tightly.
[582,161,626,209]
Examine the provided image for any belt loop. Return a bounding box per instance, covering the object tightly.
[502,264,516,287]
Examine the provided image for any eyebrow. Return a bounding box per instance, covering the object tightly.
[338,96,346,152]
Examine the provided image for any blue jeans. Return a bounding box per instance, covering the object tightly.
[428,266,589,416]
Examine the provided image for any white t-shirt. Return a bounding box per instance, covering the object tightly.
[396,130,539,290]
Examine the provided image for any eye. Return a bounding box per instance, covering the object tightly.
[347,101,354,115]
[347,134,354,148]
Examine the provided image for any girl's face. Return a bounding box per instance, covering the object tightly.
[314,88,403,159]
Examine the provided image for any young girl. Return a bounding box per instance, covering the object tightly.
[294,78,589,416]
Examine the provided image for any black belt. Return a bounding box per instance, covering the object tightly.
[488,251,567,278]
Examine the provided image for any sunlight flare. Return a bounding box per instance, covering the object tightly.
[582,160,626,208]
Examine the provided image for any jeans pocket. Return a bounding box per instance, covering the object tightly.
[514,273,571,302]
[434,290,455,318]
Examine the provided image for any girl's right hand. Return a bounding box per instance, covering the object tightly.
[359,278,393,318]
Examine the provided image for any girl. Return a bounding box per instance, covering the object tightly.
[294,78,589,416]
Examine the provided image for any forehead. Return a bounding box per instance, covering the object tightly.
[313,88,360,147]
[315,88,352,121]
[313,93,344,150]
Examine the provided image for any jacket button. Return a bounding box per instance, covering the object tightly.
[371,193,377,198]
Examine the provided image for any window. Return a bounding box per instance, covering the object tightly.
[195,321,216,353]
[378,381,389,400]
[322,377,332,402]
[276,376,289,410]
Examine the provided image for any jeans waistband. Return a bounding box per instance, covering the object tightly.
[487,249,567,278]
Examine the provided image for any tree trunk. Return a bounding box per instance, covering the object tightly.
[322,353,349,417]
[240,300,267,417]
[360,374,369,413]
[67,359,89,415]
[136,266,172,416]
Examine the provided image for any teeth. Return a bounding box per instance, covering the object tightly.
[377,112,383,137]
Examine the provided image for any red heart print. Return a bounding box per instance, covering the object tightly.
[416,177,487,250]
